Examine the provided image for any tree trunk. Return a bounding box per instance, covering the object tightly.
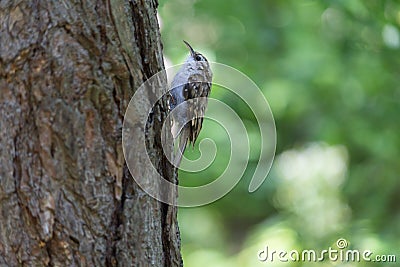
[0,0,181,266]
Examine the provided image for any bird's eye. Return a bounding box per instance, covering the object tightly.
[195,55,203,61]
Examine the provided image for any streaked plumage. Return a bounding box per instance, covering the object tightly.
[169,41,213,166]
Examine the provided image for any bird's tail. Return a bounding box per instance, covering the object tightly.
[174,128,189,167]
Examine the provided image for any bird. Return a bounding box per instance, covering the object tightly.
[168,41,213,167]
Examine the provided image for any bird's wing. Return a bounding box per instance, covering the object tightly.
[184,80,212,146]
[171,78,211,167]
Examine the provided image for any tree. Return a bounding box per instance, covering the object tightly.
[0,0,181,266]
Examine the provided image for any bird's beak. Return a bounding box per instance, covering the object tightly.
[183,40,195,57]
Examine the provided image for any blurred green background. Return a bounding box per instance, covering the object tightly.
[159,0,400,266]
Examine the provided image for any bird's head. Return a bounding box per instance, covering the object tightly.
[183,40,209,63]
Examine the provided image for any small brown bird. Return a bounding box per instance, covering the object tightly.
[169,41,213,167]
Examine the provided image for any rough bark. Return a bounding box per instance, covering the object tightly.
[0,0,181,266]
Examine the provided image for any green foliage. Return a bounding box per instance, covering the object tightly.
[159,0,400,266]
